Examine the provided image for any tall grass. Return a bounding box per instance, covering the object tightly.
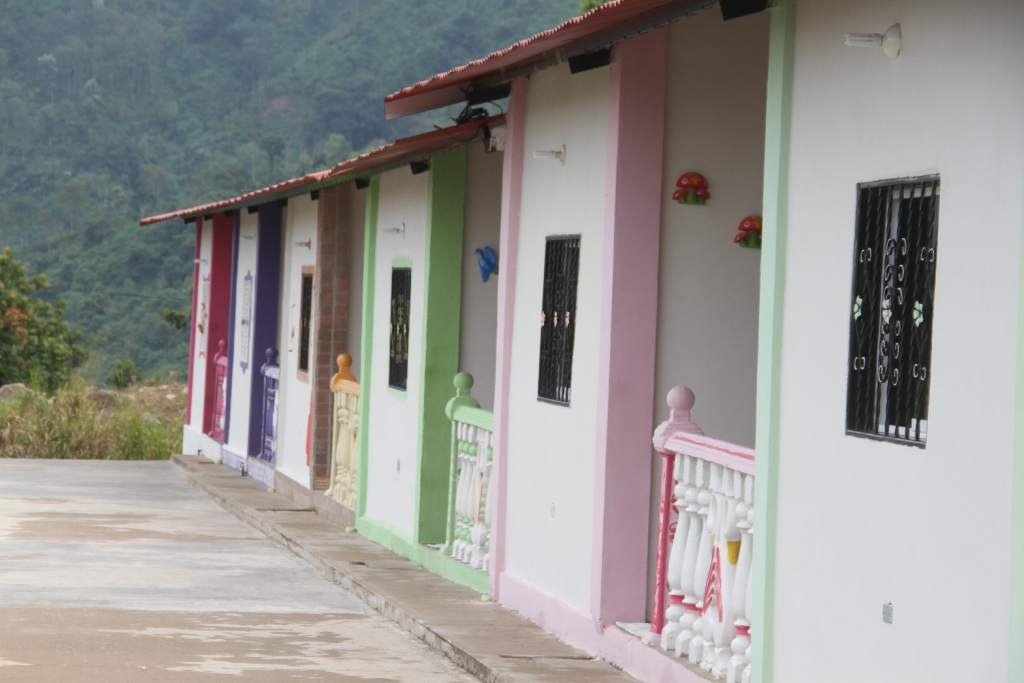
[0,380,182,460]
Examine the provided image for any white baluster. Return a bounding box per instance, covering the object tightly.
[699,467,727,674]
[454,422,472,561]
[711,472,741,679]
[480,429,494,571]
[661,454,690,651]
[676,459,704,656]
[684,463,714,662]
[471,427,490,569]
[728,475,754,683]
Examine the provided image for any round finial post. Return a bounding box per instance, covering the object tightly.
[666,386,695,422]
[453,372,474,398]
[446,372,479,418]
[331,352,357,388]
[653,386,702,451]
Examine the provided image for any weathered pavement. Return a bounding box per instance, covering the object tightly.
[1,458,650,683]
[0,460,480,682]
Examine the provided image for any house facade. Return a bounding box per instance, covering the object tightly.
[143,1,1024,682]
[766,1,1024,681]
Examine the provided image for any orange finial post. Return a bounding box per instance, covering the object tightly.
[330,353,357,390]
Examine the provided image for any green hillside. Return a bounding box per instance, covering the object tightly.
[0,0,578,382]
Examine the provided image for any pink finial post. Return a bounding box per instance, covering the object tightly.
[645,387,703,644]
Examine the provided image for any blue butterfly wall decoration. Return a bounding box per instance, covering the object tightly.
[475,246,499,283]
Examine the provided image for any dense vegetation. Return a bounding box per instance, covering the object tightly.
[0,0,578,382]
[0,248,85,392]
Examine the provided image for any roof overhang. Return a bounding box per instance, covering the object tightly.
[326,115,503,183]
[140,116,502,227]
[384,0,721,120]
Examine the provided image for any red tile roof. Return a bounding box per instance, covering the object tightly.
[383,0,712,120]
[140,117,501,226]
[140,169,332,226]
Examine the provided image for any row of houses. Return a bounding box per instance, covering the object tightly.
[142,1,1024,682]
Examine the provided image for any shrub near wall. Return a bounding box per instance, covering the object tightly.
[0,380,183,460]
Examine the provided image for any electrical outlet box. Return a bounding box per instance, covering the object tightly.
[882,602,893,624]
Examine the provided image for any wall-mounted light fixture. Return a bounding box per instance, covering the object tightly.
[381,222,406,238]
[194,258,208,264]
[487,125,507,153]
[845,23,901,60]
[533,145,565,165]
[410,160,430,175]
[293,239,312,249]
[355,177,370,190]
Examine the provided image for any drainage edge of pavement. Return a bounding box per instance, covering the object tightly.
[172,455,507,683]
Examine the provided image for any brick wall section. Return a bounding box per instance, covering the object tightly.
[310,184,351,489]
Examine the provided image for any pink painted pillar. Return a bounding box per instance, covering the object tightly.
[489,76,528,599]
[590,28,669,625]
[186,219,202,422]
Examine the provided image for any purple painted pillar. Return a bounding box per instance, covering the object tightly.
[246,203,283,456]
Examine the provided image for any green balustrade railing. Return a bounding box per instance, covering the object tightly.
[443,372,494,571]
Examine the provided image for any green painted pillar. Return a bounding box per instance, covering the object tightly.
[356,176,380,519]
[752,0,795,682]
[1010,176,1024,683]
[414,149,467,544]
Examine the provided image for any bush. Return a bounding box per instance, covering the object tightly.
[106,359,143,389]
[0,380,182,460]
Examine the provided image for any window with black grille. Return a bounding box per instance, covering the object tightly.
[847,176,939,447]
[538,236,580,405]
[298,270,313,376]
[389,267,411,390]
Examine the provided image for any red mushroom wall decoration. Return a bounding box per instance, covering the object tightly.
[734,215,763,249]
[672,172,710,205]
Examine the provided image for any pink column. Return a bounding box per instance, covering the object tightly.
[186,219,202,422]
[590,27,669,625]
[489,76,528,599]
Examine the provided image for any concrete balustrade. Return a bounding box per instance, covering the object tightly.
[326,353,360,509]
[648,387,755,682]
[443,372,494,573]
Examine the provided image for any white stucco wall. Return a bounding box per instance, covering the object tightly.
[459,143,503,411]
[225,210,259,459]
[653,9,768,446]
[187,220,213,432]
[275,194,318,486]
[505,63,608,612]
[363,168,429,538]
[774,2,1024,681]
[347,183,366,373]
[644,8,770,615]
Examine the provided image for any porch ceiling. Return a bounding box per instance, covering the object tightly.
[383,0,717,120]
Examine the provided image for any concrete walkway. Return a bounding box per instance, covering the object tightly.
[0,459,482,682]
[169,454,647,683]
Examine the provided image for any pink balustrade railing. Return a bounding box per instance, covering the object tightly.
[646,386,755,683]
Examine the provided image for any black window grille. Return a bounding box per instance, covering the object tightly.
[538,236,580,405]
[389,267,411,390]
[299,272,313,374]
[847,176,939,447]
